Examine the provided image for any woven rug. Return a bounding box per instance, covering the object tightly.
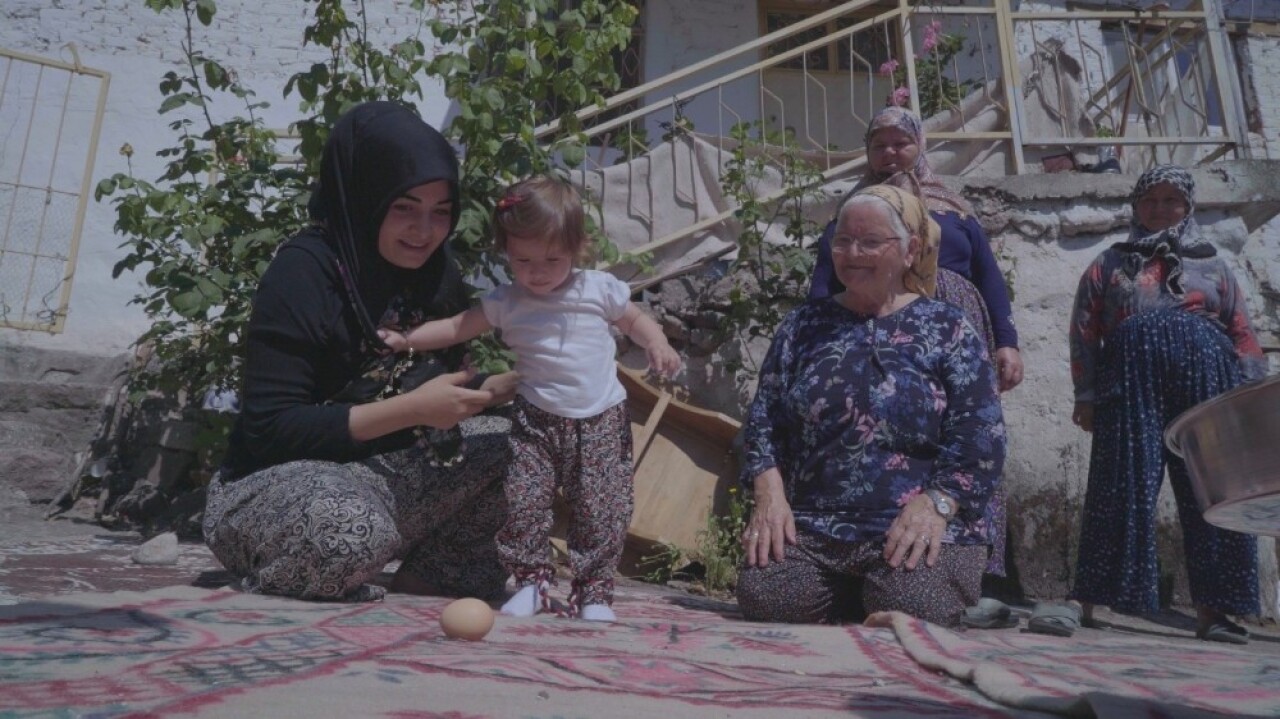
[0,535,229,603]
[0,584,1036,719]
[1,536,1277,719]
[870,611,1280,718]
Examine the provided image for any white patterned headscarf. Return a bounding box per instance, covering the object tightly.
[1116,164,1215,296]
[854,106,973,218]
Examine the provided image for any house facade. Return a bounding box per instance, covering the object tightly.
[2,0,1277,606]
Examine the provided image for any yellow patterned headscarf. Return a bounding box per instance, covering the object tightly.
[842,184,940,297]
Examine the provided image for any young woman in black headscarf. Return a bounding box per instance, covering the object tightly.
[203,101,518,602]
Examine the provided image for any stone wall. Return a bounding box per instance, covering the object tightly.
[967,162,1279,610]
[1243,33,1280,160]
[0,344,127,507]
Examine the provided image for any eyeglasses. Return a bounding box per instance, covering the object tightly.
[830,235,901,254]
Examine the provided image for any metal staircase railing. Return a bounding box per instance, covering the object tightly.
[537,0,1246,270]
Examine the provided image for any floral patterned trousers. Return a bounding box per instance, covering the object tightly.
[498,397,634,608]
[936,267,1006,577]
[1070,309,1258,615]
[736,531,987,627]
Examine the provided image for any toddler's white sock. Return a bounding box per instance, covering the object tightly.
[499,585,539,617]
[580,603,616,622]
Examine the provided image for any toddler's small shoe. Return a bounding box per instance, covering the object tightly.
[580,604,616,622]
[500,585,540,617]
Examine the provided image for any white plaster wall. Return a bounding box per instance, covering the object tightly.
[759,70,894,152]
[0,0,452,354]
[641,0,760,142]
[1238,34,1280,352]
[1246,34,1280,160]
[1015,1,1113,97]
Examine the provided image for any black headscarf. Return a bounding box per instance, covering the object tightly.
[308,101,466,346]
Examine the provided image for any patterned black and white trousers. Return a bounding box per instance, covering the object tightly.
[203,415,510,602]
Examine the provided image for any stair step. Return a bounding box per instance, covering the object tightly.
[0,379,115,413]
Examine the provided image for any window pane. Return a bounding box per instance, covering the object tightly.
[837,17,895,72]
[765,12,830,71]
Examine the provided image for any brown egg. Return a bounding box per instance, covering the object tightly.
[439,597,495,641]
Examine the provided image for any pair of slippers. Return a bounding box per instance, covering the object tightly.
[960,599,1082,637]
[959,598,1021,629]
[1026,602,1081,637]
[1197,618,1250,645]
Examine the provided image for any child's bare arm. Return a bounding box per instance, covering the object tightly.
[385,307,492,352]
[615,302,682,378]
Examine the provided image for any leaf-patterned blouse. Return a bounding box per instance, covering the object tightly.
[742,297,1006,545]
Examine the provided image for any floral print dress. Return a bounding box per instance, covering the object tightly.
[742,297,1005,547]
[1068,247,1263,615]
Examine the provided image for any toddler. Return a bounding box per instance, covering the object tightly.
[382,175,681,621]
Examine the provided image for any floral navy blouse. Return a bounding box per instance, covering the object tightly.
[742,297,1006,545]
[1069,249,1266,403]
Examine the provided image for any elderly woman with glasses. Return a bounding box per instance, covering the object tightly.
[809,106,1020,578]
[736,185,1006,627]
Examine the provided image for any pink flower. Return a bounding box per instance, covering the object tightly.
[879,59,899,77]
[890,86,910,107]
[921,20,942,54]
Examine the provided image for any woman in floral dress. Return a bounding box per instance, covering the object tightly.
[738,185,1006,627]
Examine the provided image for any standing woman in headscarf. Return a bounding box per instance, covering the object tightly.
[809,106,1020,577]
[203,102,518,602]
[1069,164,1266,643]
[810,106,1023,392]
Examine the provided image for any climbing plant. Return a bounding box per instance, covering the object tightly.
[715,120,825,376]
[420,0,638,273]
[881,20,976,118]
[96,0,311,402]
[97,0,640,404]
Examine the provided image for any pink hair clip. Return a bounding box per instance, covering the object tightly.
[496,194,524,211]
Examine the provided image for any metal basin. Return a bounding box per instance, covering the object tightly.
[1165,374,1280,537]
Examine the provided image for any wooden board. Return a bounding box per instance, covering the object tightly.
[616,364,742,560]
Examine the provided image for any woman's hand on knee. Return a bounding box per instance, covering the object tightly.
[743,469,796,568]
[884,494,946,570]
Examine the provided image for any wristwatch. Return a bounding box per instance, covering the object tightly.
[925,489,956,520]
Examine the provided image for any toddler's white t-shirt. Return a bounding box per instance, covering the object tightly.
[481,269,629,418]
